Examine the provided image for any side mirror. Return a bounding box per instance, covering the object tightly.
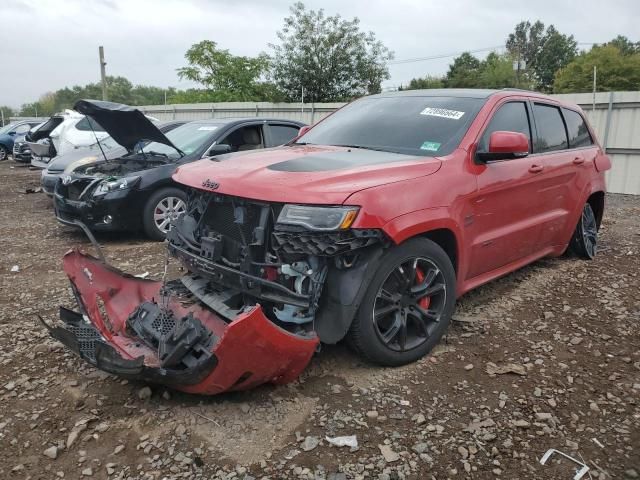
[8,131,16,136]
[477,131,529,162]
[207,144,232,157]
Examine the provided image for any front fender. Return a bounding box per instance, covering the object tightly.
[382,207,463,247]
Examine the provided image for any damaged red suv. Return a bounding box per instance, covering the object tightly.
[49,89,610,395]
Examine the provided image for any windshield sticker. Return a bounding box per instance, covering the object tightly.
[197,126,219,131]
[420,141,441,152]
[420,107,465,120]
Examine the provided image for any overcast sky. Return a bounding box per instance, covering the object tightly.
[1,0,638,108]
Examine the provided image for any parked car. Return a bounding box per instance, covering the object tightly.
[28,110,110,169]
[41,120,187,196]
[0,120,43,161]
[54,99,305,240]
[12,122,45,162]
[48,89,610,395]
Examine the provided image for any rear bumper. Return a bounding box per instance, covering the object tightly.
[45,250,318,394]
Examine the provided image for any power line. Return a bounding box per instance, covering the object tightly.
[388,41,599,66]
[389,45,504,65]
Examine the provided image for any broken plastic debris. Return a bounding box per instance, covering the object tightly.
[134,272,150,279]
[325,435,358,448]
[539,448,589,480]
[10,265,19,273]
[485,361,526,376]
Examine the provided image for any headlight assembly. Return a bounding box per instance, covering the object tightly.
[93,176,140,196]
[277,204,359,231]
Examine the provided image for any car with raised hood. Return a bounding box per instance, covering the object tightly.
[46,89,610,395]
[0,119,43,161]
[53,99,306,240]
[40,120,186,196]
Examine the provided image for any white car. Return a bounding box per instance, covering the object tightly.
[29,110,109,169]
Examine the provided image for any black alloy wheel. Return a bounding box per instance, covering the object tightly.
[372,257,447,352]
[570,202,598,259]
[348,238,456,366]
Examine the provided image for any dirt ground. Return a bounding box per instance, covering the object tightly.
[0,159,638,480]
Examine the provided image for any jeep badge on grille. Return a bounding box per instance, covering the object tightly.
[202,179,219,190]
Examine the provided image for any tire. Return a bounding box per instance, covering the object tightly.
[142,187,187,241]
[0,145,8,161]
[569,202,598,259]
[347,237,456,366]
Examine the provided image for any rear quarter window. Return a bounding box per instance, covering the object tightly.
[562,108,593,148]
[532,103,568,153]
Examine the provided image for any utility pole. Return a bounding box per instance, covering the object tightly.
[99,46,108,101]
[592,65,597,113]
[0,108,4,127]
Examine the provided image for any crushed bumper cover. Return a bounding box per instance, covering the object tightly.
[47,249,319,395]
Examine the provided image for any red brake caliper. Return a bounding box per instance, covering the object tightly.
[415,268,431,309]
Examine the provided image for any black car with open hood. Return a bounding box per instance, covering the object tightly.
[53,99,305,240]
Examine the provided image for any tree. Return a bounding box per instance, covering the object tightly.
[269,2,394,102]
[445,52,482,88]
[478,52,516,89]
[400,75,445,90]
[554,44,640,93]
[506,20,577,91]
[177,40,271,101]
[607,35,639,55]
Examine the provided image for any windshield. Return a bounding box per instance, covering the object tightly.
[299,96,486,156]
[141,122,222,159]
[0,123,18,135]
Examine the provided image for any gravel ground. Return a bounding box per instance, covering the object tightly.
[0,159,638,480]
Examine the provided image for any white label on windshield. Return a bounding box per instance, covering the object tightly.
[197,126,218,131]
[420,107,465,120]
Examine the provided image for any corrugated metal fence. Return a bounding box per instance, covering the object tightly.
[136,93,640,195]
[10,92,639,194]
[553,92,640,195]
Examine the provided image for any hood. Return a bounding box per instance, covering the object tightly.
[73,99,176,153]
[172,145,442,205]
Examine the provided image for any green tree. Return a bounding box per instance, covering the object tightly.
[269,2,394,102]
[400,75,445,90]
[607,35,639,55]
[177,40,271,101]
[553,44,640,93]
[506,20,577,91]
[478,52,516,89]
[445,52,482,88]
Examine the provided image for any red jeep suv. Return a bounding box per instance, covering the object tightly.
[49,89,611,395]
[167,89,610,367]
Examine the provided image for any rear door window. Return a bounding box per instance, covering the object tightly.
[562,109,593,148]
[267,124,300,147]
[478,101,531,153]
[532,103,568,153]
[74,117,105,132]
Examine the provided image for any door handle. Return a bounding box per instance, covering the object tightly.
[573,156,585,165]
[529,164,544,173]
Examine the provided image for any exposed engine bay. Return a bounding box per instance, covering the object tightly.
[73,156,168,177]
[45,187,387,394]
[167,188,387,340]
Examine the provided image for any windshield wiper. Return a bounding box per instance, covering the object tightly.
[145,150,169,158]
[333,144,390,153]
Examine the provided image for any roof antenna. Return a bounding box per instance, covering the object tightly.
[87,117,109,162]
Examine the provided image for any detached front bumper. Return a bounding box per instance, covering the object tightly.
[46,250,318,395]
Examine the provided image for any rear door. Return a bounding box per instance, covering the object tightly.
[528,102,591,248]
[264,123,302,147]
[467,99,546,279]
